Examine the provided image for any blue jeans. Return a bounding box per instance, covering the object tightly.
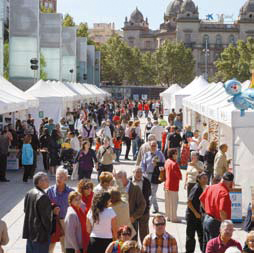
[157,141,162,150]
[132,138,139,160]
[26,239,50,253]
[114,148,121,161]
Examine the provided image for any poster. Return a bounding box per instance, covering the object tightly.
[133,94,139,101]
[142,94,148,100]
[230,190,242,223]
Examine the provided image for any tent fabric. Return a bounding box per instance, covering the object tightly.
[172,76,209,112]
[65,82,93,100]
[83,84,104,101]
[0,75,39,108]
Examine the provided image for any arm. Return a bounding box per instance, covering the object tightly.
[105,242,115,253]
[66,213,80,251]
[86,218,92,234]
[37,195,51,234]
[111,217,118,240]
[0,221,9,246]
[187,200,201,219]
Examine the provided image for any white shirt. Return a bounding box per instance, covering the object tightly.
[87,207,116,238]
[198,139,209,156]
[189,137,199,151]
[93,184,105,194]
[70,137,80,152]
[150,125,164,142]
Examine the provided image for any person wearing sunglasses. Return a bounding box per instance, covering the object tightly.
[105,226,132,253]
[142,214,178,253]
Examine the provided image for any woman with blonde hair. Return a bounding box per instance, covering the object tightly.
[243,231,254,252]
[93,171,114,194]
[77,179,94,213]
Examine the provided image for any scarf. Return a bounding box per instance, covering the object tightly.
[71,204,89,252]
[82,192,94,215]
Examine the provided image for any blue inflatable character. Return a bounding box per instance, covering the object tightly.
[223,79,254,116]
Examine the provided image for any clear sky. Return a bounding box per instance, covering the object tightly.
[58,0,246,30]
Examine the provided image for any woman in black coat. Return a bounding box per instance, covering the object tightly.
[204,141,217,185]
[39,128,50,172]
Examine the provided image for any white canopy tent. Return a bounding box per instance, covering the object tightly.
[83,84,105,102]
[172,76,209,112]
[25,80,66,129]
[183,80,254,214]
[160,84,182,115]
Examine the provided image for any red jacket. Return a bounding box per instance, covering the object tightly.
[164,158,182,192]
[138,104,143,111]
[144,104,150,111]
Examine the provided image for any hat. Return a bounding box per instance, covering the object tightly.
[223,172,234,182]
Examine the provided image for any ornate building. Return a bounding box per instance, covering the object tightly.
[123,0,254,78]
[40,0,57,12]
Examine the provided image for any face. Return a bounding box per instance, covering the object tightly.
[84,142,90,150]
[199,175,208,186]
[39,176,49,189]
[83,185,92,196]
[134,169,143,181]
[191,154,198,162]
[153,217,166,235]
[71,195,81,208]
[102,181,111,189]
[172,152,178,160]
[56,172,67,186]
[220,224,234,240]
[120,230,132,242]
[247,236,254,250]
[223,145,228,153]
[150,141,157,152]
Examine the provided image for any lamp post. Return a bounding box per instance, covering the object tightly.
[202,39,210,80]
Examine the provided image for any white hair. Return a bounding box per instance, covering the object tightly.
[56,166,68,178]
[132,167,142,173]
[116,170,127,178]
[224,247,241,253]
[220,220,233,230]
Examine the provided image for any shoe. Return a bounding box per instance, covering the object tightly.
[125,158,130,160]
[152,210,159,214]
[0,178,10,182]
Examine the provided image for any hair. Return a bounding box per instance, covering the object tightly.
[117,226,132,239]
[203,132,208,139]
[152,214,166,224]
[132,167,142,174]
[82,140,90,149]
[33,172,47,186]
[133,120,140,127]
[224,247,241,253]
[24,135,32,144]
[96,137,101,143]
[91,192,111,224]
[147,134,156,142]
[110,188,122,204]
[212,175,222,184]
[168,148,178,159]
[77,179,94,193]
[190,151,199,160]
[116,170,127,179]
[68,191,81,205]
[194,130,199,135]
[99,171,113,184]
[208,141,217,152]
[220,220,233,230]
[56,166,68,178]
[128,121,133,127]
[219,143,228,151]
[246,231,254,245]
[103,136,110,144]
[121,240,140,253]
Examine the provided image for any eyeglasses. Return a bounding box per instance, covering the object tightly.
[83,186,91,190]
[122,232,131,236]
[154,222,166,226]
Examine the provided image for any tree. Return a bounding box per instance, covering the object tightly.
[62,14,75,27]
[77,22,95,45]
[4,43,9,80]
[154,40,195,86]
[40,53,47,80]
[40,6,54,13]
[215,38,254,82]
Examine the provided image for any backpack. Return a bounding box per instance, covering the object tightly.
[130,128,137,140]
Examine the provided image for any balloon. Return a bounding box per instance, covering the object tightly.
[223,79,254,116]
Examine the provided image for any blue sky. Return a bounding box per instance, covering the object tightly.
[58,0,246,29]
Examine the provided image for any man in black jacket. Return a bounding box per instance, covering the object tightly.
[130,167,152,242]
[23,172,53,253]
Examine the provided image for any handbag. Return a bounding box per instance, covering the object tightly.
[71,163,79,181]
[159,169,166,182]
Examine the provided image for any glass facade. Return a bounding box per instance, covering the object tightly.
[87,45,95,84]
[76,37,87,83]
[95,51,101,86]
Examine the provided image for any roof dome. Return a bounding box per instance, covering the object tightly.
[165,0,183,16]
[181,0,196,13]
[130,7,144,23]
[242,0,254,13]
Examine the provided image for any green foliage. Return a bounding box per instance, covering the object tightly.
[4,43,9,80]
[40,53,47,80]
[77,22,88,37]
[100,35,195,86]
[215,38,254,82]
[62,14,75,27]
[40,6,54,13]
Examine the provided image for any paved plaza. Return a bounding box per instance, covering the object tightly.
[0,118,248,253]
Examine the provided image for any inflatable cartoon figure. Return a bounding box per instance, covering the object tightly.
[223,79,254,116]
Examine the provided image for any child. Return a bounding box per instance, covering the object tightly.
[95,137,102,152]
[113,136,122,162]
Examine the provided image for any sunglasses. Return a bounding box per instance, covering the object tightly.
[122,232,131,236]
[83,186,91,190]
[154,223,166,226]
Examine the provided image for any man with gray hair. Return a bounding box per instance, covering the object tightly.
[23,172,53,253]
[47,166,74,253]
[136,134,156,166]
[206,220,242,253]
[116,170,146,239]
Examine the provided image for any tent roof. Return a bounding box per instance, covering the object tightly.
[160,84,182,96]
[0,76,38,108]
[83,84,104,98]
[65,82,93,98]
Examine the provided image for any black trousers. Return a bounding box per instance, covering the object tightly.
[186,214,203,253]
[203,214,221,252]
[87,237,112,253]
[0,154,7,179]
[133,212,150,242]
[125,137,131,159]
[23,165,34,182]
[66,249,83,253]
[42,152,49,171]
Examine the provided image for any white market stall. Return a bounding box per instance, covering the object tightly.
[183,80,254,214]
[160,84,182,116]
[25,80,67,129]
[171,76,209,112]
[83,83,105,103]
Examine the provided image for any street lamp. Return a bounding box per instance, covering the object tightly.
[202,39,210,81]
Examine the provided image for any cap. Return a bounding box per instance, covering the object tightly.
[222,172,234,182]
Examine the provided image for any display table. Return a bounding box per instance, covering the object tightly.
[230,186,242,223]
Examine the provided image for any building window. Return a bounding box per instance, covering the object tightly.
[145,41,151,49]
[228,35,235,45]
[215,34,222,49]
[203,34,210,48]
[184,33,191,43]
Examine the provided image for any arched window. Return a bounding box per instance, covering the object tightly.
[203,34,209,48]
[216,34,222,45]
[228,34,235,45]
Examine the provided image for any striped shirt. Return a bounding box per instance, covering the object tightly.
[142,232,178,253]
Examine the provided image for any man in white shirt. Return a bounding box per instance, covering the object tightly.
[150,121,164,150]
[189,130,200,153]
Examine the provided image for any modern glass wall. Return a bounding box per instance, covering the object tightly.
[87,45,95,84]
[76,37,87,83]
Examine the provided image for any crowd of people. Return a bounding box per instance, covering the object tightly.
[0,99,252,253]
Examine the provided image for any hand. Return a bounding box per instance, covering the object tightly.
[53,206,60,215]
[130,216,135,223]
[195,213,201,219]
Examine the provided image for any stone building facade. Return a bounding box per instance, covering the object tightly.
[40,0,57,12]
[123,0,254,78]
